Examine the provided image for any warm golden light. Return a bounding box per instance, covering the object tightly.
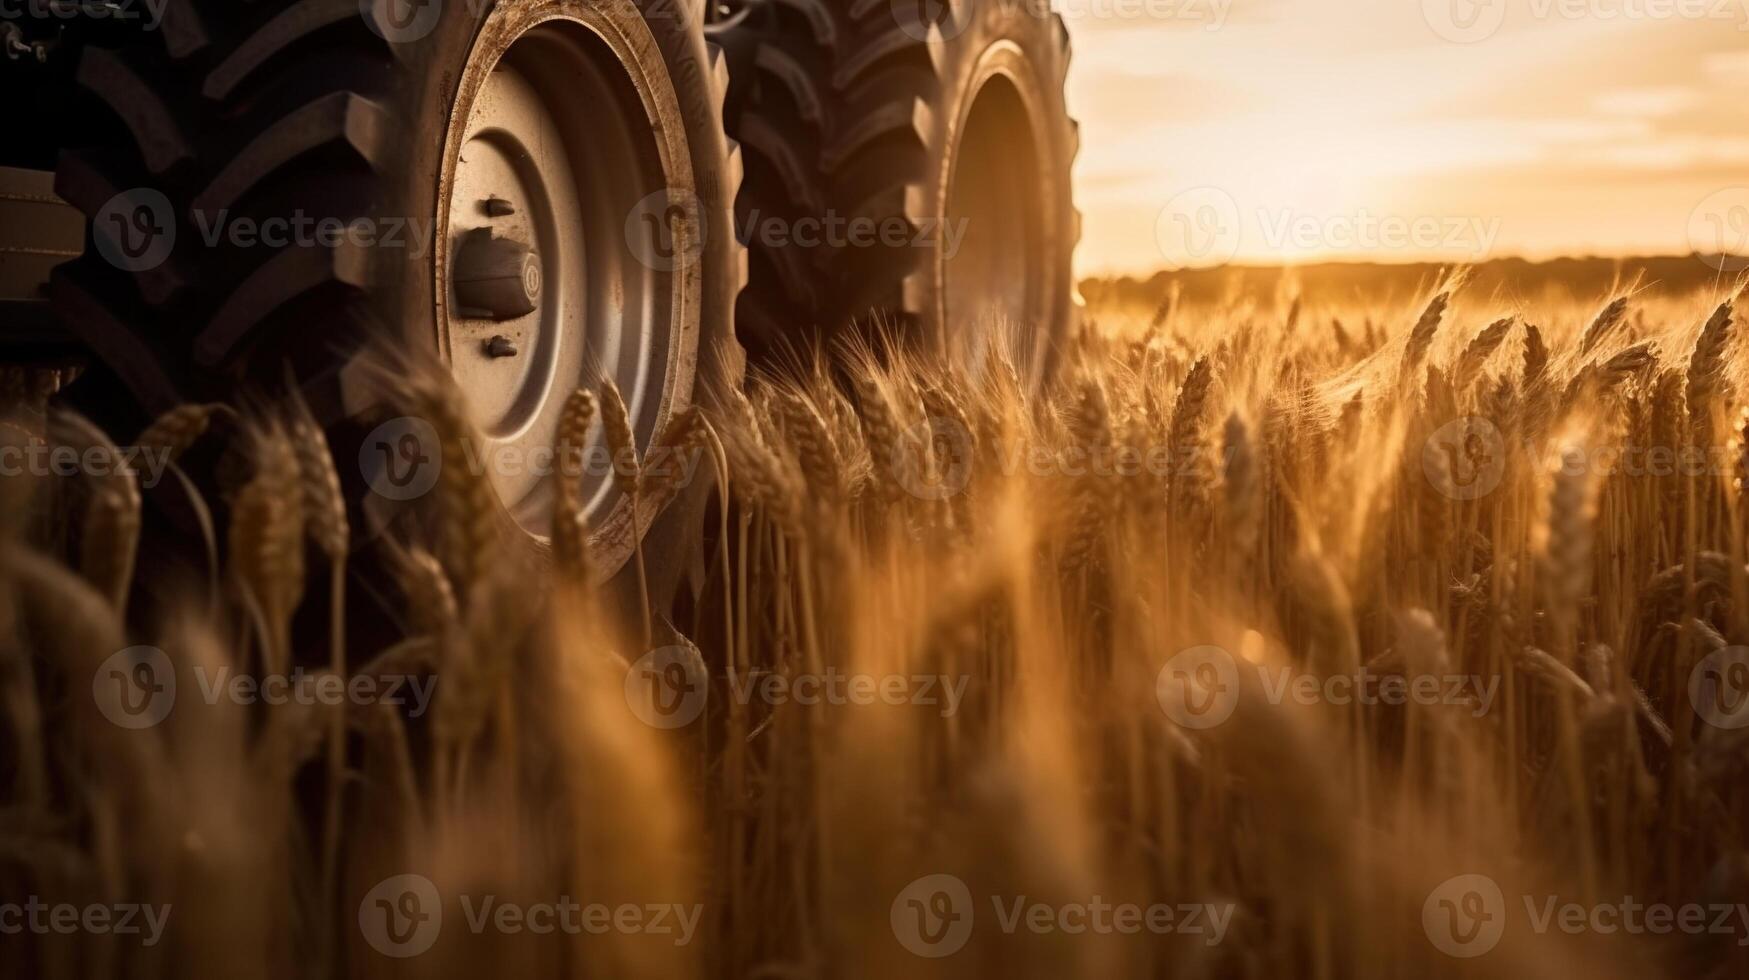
[1066,1,1749,274]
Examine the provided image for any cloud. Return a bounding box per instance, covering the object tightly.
[1592,87,1698,118]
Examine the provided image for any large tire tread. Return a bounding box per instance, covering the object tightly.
[715,0,1079,363]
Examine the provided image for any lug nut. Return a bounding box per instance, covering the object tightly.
[483,197,516,217]
[485,335,518,358]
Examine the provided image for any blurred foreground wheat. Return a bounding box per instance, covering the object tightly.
[3,276,1749,979]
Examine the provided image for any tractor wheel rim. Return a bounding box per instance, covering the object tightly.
[439,13,680,536]
[944,65,1052,382]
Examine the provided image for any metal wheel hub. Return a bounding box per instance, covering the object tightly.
[452,228,541,321]
[438,11,684,536]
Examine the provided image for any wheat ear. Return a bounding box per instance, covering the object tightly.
[552,388,598,585]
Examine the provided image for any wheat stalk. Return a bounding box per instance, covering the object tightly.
[552,388,598,585]
[1578,297,1630,356]
[1453,317,1515,389]
[1400,291,1449,379]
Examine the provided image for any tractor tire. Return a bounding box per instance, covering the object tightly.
[709,0,1080,382]
[48,0,746,583]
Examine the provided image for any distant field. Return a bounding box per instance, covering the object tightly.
[1084,254,1749,309]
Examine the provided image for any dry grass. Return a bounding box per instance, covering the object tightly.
[3,277,1749,978]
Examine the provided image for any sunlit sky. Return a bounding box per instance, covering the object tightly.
[1064,0,1749,275]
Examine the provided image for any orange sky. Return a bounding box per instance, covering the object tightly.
[1064,0,1749,275]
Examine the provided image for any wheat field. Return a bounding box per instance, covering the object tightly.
[3,274,1749,978]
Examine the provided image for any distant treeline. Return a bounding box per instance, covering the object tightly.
[1081,255,1748,309]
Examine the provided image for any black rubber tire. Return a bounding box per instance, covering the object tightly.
[47,0,746,580]
[709,0,1080,377]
